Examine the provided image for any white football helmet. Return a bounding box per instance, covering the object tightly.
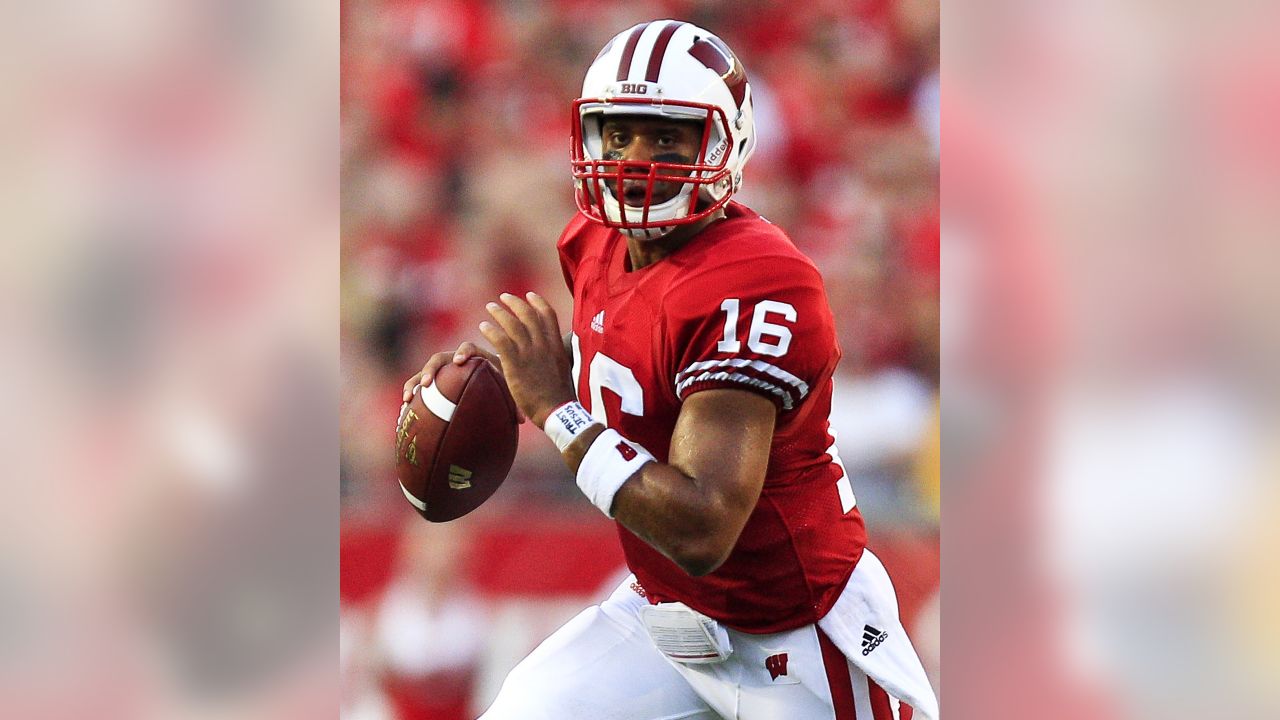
[571,20,757,239]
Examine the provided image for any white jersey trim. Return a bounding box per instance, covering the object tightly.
[675,370,794,409]
[676,358,810,395]
[674,358,810,409]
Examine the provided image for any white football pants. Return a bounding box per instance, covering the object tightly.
[478,549,939,720]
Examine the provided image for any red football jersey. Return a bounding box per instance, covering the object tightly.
[558,202,867,634]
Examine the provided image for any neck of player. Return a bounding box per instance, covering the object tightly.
[626,209,726,271]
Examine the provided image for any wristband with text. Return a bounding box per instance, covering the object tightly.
[543,401,604,453]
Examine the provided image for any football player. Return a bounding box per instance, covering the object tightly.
[405,20,940,719]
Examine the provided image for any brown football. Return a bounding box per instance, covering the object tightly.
[395,358,519,522]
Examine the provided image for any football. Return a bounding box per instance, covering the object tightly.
[395,357,519,522]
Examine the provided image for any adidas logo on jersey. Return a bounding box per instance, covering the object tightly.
[590,310,605,333]
[861,624,888,655]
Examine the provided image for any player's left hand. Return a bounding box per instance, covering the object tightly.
[479,292,577,430]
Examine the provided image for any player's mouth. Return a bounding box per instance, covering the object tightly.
[621,179,678,207]
[622,182,649,206]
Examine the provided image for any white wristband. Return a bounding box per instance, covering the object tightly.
[544,401,604,453]
[577,428,654,517]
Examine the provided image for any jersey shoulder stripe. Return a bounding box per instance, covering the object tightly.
[676,358,810,397]
[676,370,795,409]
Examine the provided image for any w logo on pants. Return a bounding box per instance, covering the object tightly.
[764,653,789,681]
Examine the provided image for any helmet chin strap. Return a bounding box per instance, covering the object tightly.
[614,186,705,240]
[605,152,696,239]
[615,191,687,239]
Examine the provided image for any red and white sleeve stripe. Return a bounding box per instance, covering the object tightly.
[674,358,810,410]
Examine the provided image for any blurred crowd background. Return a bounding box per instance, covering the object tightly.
[943,1,1280,717]
[340,0,940,717]
[2,0,338,717]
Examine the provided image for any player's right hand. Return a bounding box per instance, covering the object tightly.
[402,343,525,422]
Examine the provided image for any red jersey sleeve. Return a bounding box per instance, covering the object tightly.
[556,213,595,293]
[661,250,836,413]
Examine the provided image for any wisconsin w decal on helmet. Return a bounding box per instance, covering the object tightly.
[572,20,758,239]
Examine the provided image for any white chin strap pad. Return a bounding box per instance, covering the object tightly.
[605,185,695,239]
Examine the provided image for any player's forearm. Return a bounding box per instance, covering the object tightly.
[612,462,746,576]
[560,430,744,576]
